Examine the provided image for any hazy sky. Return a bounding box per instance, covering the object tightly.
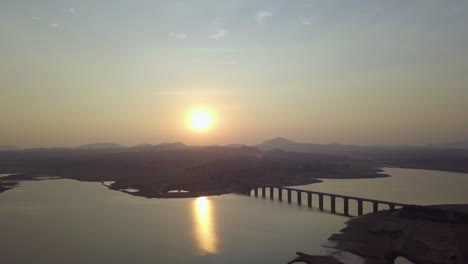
[1,0,467,147]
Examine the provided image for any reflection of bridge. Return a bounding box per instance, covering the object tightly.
[242,183,408,217]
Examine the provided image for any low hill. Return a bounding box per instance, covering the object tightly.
[257,137,468,173]
[257,137,380,157]
[0,145,20,151]
[130,142,187,151]
[76,143,126,150]
[429,140,468,149]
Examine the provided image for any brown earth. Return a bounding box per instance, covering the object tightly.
[292,205,468,264]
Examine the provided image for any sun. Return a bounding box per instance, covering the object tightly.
[189,110,214,131]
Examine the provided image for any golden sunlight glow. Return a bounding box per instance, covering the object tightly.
[192,197,218,255]
[189,110,214,131]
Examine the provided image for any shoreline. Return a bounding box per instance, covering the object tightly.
[0,169,389,199]
[291,205,468,264]
[3,170,468,263]
[0,166,461,200]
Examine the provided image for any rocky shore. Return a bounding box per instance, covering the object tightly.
[290,205,468,264]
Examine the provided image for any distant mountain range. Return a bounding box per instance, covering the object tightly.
[2,138,468,153]
[428,140,468,149]
[0,145,20,151]
[76,142,187,151]
[0,142,187,152]
[257,137,468,153]
[256,137,388,157]
[129,142,187,151]
[255,137,468,172]
[2,138,468,173]
[223,144,247,148]
[76,143,126,150]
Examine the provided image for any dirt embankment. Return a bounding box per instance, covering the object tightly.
[291,205,468,264]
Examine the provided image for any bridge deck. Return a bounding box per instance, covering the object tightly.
[264,185,407,206]
[240,181,410,216]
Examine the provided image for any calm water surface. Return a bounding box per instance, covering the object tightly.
[0,179,346,264]
[294,167,468,215]
[1,167,467,263]
[296,167,468,204]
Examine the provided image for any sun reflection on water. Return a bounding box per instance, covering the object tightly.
[192,197,218,255]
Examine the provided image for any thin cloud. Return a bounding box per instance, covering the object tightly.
[209,29,228,40]
[168,32,188,40]
[213,16,225,27]
[290,16,315,26]
[49,23,60,28]
[31,16,41,20]
[255,10,272,25]
[68,8,76,14]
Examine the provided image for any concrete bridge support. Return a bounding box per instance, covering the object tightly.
[318,194,324,211]
[343,198,349,216]
[245,183,407,217]
[357,200,363,216]
[330,196,336,213]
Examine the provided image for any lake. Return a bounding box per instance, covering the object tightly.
[292,167,468,215]
[0,178,347,264]
[1,167,467,263]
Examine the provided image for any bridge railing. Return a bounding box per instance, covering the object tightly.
[242,182,408,217]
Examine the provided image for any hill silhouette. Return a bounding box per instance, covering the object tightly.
[0,145,20,151]
[257,137,468,172]
[129,142,187,151]
[76,143,126,150]
[257,137,378,156]
[429,140,468,149]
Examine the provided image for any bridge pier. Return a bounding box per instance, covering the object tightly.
[373,202,378,213]
[241,182,408,217]
[343,198,349,216]
[318,194,324,210]
[357,200,363,216]
[330,196,336,213]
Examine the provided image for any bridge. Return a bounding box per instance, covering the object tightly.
[242,183,408,217]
